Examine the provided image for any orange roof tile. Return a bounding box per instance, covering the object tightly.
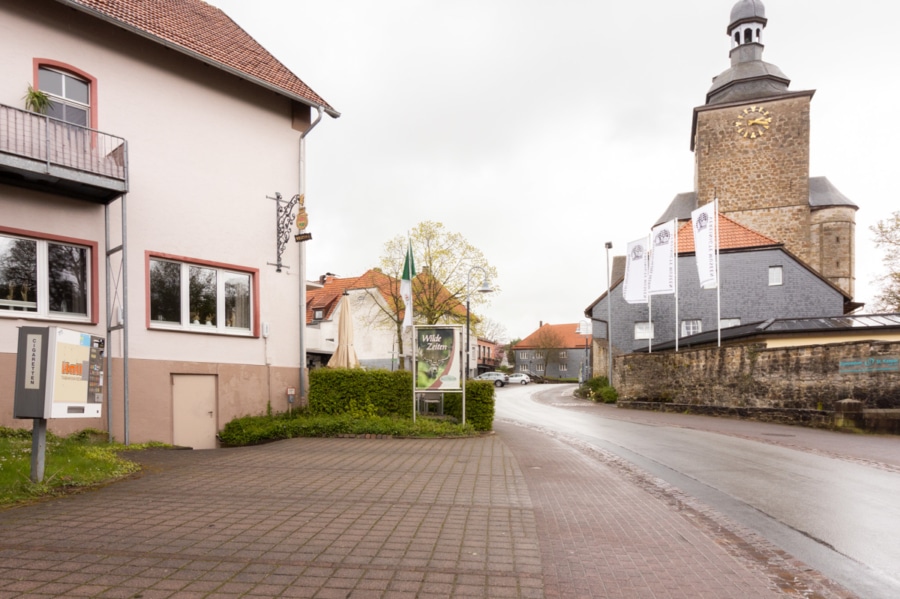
[514,323,590,350]
[61,0,338,116]
[677,213,779,254]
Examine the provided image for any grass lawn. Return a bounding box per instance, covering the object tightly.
[0,427,157,509]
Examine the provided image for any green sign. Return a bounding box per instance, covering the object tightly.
[839,357,899,374]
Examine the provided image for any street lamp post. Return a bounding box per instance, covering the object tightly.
[463,266,493,425]
[605,241,613,386]
[577,320,590,382]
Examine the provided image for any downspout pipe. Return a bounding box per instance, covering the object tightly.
[299,105,324,406]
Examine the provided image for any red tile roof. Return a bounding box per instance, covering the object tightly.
[514,323,590,350]
[59,0,338,117]
[306,269,468,325]
[677,213,778,254]
[306,271,392,324]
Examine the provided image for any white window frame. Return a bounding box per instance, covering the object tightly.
[769,266,783,286]
[535,363,545,373]
[681,319,702,337]
[149,256,255,336]
[559,363,568,372]
[0,231,92,322]
[559,350,567,359]
[634,322,654,340]
[520,350,529,360]
[313,309,324,320]
[39,66,91,127]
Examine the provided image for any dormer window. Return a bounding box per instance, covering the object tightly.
[313,309,324,320]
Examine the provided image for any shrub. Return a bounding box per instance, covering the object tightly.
[217,412,472,446]
[309,368,413,417]
[574,376,617,404]
[442,380,495,432]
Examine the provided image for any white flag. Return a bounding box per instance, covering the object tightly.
[692,201,718,289]
[400,241,415,329]
[623,237,649,304]
[649,220,676,295]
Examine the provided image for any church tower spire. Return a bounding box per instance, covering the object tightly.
[706,0,790,105]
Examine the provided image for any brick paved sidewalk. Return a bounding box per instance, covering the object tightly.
[495,420,854,599]
[0,436,542,598]
[0,427,854,598]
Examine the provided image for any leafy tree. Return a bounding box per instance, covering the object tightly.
[372,221,498,367]
[871,211,900,311]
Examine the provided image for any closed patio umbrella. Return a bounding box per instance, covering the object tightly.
[327,293,360,368]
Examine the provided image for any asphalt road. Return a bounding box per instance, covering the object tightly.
[494,382,900,599]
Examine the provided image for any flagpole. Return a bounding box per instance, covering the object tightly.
[674,220,679,353]
[715,199,721,348]
[646,233,653,353]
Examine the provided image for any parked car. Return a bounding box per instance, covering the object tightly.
[507,373,531,385]
[475,372,509,387]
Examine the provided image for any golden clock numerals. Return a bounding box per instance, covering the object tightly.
[735,106,772,138]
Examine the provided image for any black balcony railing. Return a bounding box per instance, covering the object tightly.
[0,103,127,198]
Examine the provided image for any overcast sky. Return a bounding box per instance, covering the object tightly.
[210,0,898,342]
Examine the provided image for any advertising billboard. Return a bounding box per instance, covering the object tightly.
[414,325,463,391]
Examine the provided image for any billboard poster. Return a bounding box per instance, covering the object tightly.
[414,325,462,391]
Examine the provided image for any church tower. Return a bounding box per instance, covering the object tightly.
[690,0,857,299]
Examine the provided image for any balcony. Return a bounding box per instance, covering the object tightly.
[0,103,128,204]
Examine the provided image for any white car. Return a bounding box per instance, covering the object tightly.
[507,373,531,385]
[475,372,509,387]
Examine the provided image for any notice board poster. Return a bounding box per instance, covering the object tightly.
[414,326,462,391]
[49,328,104,419]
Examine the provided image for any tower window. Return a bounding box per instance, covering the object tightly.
[836,236,840,243]
[744,28,752,44]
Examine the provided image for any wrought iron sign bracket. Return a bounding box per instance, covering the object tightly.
[267,192,300,272]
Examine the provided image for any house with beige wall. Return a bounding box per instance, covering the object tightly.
[306,272,409,371]
[0,0,337,447]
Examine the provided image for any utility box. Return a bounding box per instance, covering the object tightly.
[14,326,105,419]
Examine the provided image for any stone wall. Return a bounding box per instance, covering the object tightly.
[616,340,900,411]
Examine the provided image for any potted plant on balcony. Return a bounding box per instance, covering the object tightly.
[23,84,53,114]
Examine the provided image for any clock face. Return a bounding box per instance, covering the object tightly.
[734,105,772,139]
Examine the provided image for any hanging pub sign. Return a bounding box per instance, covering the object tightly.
[294,194,312,242]
[413,325,463,391]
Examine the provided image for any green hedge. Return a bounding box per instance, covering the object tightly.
[306,368,495,431]
[440,380,495,432]
[218,412,472,446]
[309,368,413,417]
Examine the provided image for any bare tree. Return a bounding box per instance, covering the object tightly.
[532,326,565,376]
[871,211,900,311]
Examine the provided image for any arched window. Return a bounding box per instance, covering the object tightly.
[743,28,753,44]
[37,66,90,127]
